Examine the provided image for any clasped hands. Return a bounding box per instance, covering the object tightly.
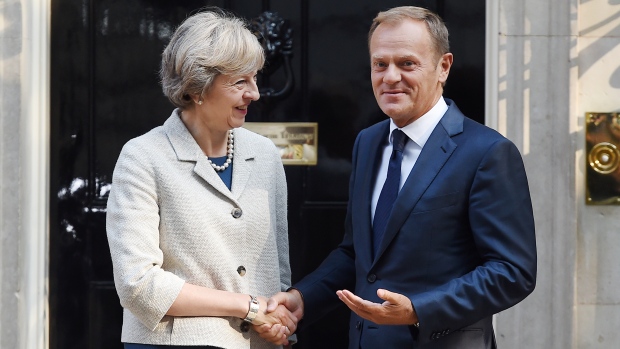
[251,291,304,346]
[253,288,418,345]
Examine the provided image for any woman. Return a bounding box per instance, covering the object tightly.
[106,8,294,349]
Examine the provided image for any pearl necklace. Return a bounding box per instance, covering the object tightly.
[207,130,234,172]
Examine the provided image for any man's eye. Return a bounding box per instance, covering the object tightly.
[403,61,414,66]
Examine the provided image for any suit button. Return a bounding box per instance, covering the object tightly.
[231,207,242,218]
[237,266,246,276]
[367,274,376,283]
[355,321,361,330]
[240,322,250,332]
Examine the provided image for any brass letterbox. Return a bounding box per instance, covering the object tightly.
[585,112,620,204]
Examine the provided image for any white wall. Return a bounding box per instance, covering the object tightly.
[0,1,49,349]
[576,0,620,348]
[1,1,24,348]
[491,0,620,348]
[491,0,579,348]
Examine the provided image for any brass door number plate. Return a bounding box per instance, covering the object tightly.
[244,122,318,166]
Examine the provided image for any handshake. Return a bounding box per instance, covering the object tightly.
[250,289,304,346]
[250,288,418,346]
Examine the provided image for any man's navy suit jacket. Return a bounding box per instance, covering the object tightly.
[295,99,537,348]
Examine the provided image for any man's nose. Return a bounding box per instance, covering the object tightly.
[383,65,401,84]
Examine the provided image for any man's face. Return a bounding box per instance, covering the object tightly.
[369,19,452,128]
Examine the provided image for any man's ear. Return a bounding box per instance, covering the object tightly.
[438,52,453,84]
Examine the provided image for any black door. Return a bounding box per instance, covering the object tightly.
[50,1,485,348]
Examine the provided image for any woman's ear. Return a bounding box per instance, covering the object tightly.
[189,93,203,105]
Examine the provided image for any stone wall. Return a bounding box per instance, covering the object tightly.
[576,0,620,347]
[1,1,49,348]
[493,0,578,347]
[493,1,620,348]
[1,1,23,349]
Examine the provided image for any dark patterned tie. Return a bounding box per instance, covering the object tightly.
[373,129,408,259]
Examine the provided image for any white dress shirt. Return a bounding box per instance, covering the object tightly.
[371,97,448,224]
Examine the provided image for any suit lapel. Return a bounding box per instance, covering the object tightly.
[373,100,464,262]
[354,121,390,265]
[163,110,239,204]
[230,128,255,200]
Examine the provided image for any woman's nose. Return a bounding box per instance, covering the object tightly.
[245,81,260,101]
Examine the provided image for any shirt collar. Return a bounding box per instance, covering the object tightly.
[389,96,448,148]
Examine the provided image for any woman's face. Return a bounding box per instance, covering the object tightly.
[199,72,260,131]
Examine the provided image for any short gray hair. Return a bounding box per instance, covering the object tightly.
[368,6,450,61]
[160,8,265,109]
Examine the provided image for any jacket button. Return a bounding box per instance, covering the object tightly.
[367,274,376,283]
[237,266,246,276]
[231,207,242,218]
[240,322,250,332]
[355,321,361,330]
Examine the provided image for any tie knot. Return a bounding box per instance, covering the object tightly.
[392,129,408,152]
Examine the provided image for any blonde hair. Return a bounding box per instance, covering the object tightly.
[368,6,450,61]
[160,8,265,109]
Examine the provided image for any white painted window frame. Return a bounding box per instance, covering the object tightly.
[485,0,500,328]
[485,0,500,130]
[20,1,51,349]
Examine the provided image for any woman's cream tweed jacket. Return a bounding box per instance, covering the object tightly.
[106,110,291,348]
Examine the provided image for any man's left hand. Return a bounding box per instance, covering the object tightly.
[336,288,418,325]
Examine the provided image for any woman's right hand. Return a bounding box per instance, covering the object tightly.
[254,296,298,328]
[251,296,297,345]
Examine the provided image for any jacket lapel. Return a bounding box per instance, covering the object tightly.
[163,110,239,204]
[354,121,390,265]
[230,128,255,200]
[373,100,464,262]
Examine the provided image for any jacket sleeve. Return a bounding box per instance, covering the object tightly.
[293,132,361,325]
[411,138,537,344]
[106,140,185,331]
[272,145,292,292]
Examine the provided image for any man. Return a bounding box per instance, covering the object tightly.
[258,6,536,348]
